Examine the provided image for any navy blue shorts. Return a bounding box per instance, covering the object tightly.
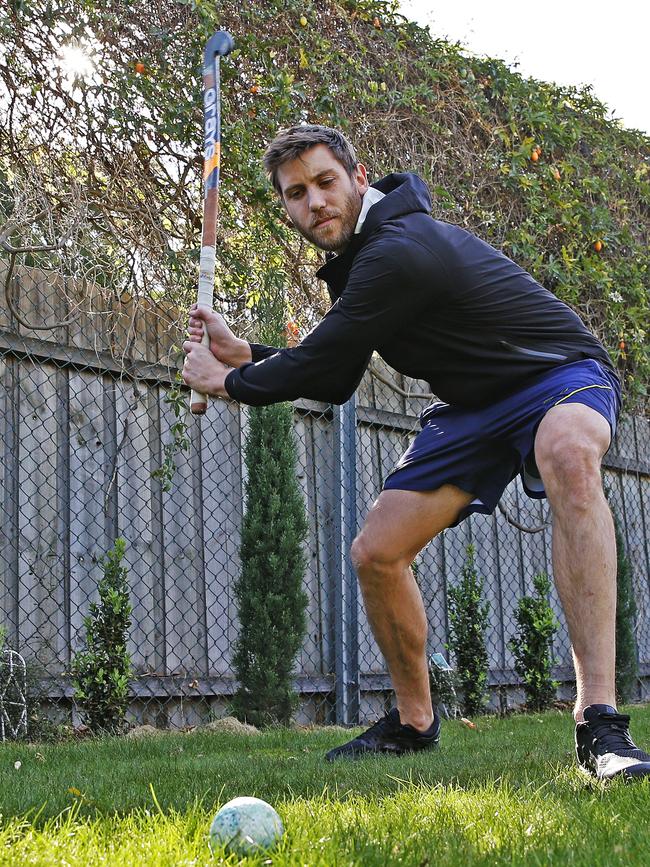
[383,359,621,526]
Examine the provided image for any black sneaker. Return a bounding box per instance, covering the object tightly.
[325,707,440,762]
[575,704,650,780]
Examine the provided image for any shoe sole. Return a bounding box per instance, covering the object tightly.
[577,761,650,782]
[326,740,440,762]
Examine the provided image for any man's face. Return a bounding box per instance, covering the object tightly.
[276,144,369,253]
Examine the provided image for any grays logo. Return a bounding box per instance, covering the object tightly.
[204,87,217,158]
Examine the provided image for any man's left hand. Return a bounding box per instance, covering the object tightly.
[182,341,232,398]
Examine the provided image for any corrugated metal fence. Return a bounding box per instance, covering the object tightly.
[0,267,648,727]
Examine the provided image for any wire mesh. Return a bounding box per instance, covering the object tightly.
[0,267,648,734]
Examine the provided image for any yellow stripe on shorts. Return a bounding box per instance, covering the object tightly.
[553,384,612,407]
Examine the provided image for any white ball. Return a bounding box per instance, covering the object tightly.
[209,796,284,855]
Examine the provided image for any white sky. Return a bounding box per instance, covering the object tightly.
[399,0,650,136]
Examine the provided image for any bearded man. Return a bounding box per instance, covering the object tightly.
[183,124,648,780]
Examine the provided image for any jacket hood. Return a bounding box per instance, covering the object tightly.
[360,172,432,238]
[316,173,432,289]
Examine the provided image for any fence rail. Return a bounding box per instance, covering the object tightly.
[0,267,648,727]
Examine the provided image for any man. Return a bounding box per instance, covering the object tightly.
[183,124,649,780]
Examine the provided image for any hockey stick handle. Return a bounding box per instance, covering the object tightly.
[190,31,234,415]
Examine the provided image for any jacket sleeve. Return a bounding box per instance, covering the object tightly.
[249,343,281,362]
[225,237,445,406]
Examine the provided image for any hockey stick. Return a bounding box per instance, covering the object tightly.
[190,29,235,415]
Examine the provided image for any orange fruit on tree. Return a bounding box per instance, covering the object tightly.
[531,151,539,162]
[134,61,145,74]
[553,168,561,180]
[250,84,260,93]
[594,239,603,252]
[286,320,300,346]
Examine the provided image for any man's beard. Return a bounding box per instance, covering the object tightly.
[297,187,363,253]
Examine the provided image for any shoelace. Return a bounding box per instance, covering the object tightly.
[589,712,637,752]
[361,710,401,740]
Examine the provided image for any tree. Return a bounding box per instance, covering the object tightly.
[231,272,308,726]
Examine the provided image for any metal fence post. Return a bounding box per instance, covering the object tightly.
[2,358,20,649]
[333,395,360,725]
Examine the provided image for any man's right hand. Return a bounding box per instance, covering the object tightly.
[187,305,252,367]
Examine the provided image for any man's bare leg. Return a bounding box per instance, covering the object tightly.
[350,485,474,731]
[535,403,617,721]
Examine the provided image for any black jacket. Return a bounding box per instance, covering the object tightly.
[225,173,613,408]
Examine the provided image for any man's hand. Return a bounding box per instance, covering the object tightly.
[187,305,252,367]
[182,341,232,398]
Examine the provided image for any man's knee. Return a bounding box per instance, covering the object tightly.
[536,429,606,510]
[350,532,385,575]
[350,532,404,582]
[350,486,472,582]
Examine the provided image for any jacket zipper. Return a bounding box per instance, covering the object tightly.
[499,340,568,362]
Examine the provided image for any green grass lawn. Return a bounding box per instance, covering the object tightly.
[1,706,650,865]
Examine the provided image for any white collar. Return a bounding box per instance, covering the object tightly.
[354,187,385,234]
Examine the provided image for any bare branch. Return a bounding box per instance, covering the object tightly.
[369,361,434,400]
[0,210,77,254]
[497,500,551,534]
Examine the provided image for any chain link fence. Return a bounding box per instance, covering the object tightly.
[0,267,649,732]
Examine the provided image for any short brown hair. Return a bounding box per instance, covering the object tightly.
[263,124,358,195]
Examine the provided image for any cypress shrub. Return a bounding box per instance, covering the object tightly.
[614,515,639,702]
[509,572,559,711]
[447,544,490,716]
[231,275,308,727]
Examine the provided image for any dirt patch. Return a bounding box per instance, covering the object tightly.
[126,724,164,739]
[203,716,260,736]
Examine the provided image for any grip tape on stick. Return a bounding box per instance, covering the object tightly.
[189,245,217,414]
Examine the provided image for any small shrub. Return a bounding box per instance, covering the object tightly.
[509,572,559,711]
[614,516,639,702]
[447,544,490,716]
[71,538,133,734]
